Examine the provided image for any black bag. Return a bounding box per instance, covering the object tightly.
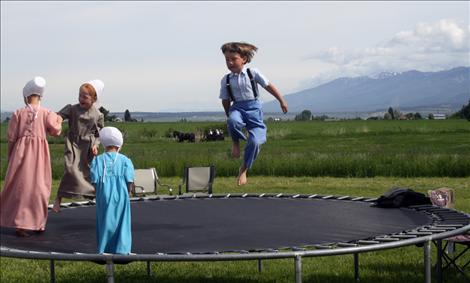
[374,187,431,208]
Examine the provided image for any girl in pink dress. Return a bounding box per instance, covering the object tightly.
[0,77,63,237]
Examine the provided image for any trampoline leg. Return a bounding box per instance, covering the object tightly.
[424,240,432,283]
[354,253,360,282]
[106,260,115,283]
[436,240,443,283]
[147,261,152,276]
[258,259,263,273]
[294,255,302,283]
[50,259,56,283]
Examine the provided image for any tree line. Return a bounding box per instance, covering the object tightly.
[294,100,470,121]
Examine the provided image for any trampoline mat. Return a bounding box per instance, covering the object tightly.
[1,197,433,254]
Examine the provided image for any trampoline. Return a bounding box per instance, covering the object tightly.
[1,193,469,283]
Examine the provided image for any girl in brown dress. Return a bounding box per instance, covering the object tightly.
[52,80,105,212]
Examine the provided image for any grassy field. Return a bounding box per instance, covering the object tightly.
[1,120,469,282]
[1,119,470,179]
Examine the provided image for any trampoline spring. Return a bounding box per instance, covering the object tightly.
[351,197,365,201]
[428,226,455,231]
[292,194,300,198]
[357,240,380,245]
[259,193,266,197]
[374,237,400,242]
[276,193,283,198]
[308,194,318,198]
[394,234,418,239]
[337,242,358,247]
[363,198,377,202]
[313,245,334,249]
[408,231,433,236]
[337,196,351,200]
[292,247,306,251]
[423,229,448,233]
[435,224,464,228]
[265,249,279,253]
[418,229,442,234]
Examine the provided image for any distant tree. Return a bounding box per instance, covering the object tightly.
[99,106,117,122]
[405,113,414,120]
[428,113,434,120]
[124,109,132,122]
[312,114,330,121]
[383,112,392,120]
[388,107,395,120]
[463,100,470,121]
[3,117,11,123]
[451,99,470,121]
[414,112,422,120]
[295,110,312,121]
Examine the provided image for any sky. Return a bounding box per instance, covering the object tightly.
[1,1,469,112]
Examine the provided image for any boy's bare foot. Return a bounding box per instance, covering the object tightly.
[237,166,248,186]
[231,142,240,159]
[15,229,31,237]
[52,198,61,213]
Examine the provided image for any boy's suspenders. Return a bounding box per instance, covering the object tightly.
[247,68,259,99]
[225,74,235,102]
[225,68,258,102]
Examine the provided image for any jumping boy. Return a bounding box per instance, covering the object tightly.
[219,42,288,186]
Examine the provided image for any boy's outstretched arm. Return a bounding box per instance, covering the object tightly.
[265,84,288,113]
[222,99,231,117]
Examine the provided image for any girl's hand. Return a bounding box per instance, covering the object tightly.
[91,145,98,156]
[280,101,288,114]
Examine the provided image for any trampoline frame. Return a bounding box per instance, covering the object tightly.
[1,193,469,283]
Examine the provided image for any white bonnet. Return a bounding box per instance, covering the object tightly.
[23,76,46,97]
[86,79,104,97]
[99,127,123,148]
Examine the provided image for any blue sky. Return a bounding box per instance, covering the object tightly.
[1,1,469,112]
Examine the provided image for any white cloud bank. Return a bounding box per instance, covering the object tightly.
[304,19,470,86]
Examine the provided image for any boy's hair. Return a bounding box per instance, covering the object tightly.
[221,42,258,63]
[79,83,98,102]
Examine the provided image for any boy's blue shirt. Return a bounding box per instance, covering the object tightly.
[219,66,270,101]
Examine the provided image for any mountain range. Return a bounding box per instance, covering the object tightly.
[263,66,470,113]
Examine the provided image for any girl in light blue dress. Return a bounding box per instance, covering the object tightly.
[91,127,134,254]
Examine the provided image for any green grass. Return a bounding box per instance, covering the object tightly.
[1,250,467,283]
[2,119,470,179]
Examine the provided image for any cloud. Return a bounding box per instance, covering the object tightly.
[305,19,470,81]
